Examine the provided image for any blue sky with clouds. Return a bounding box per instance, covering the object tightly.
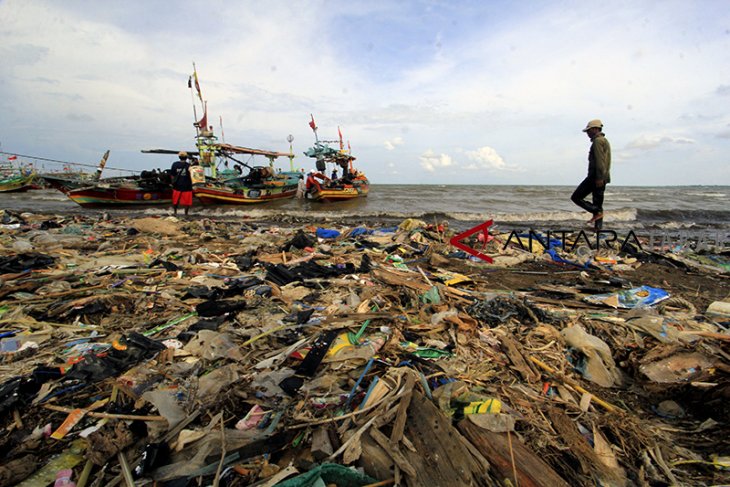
[1,0,729,185]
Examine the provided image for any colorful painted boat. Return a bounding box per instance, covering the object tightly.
[307,174,370,202]
[304,117,369,202]
[0,173,36,193]
[0,162,36,192]
[194,167,300,205]
[144,67,302,207]
[67,180,172,208]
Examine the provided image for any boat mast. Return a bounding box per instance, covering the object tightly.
[94,150,110,180]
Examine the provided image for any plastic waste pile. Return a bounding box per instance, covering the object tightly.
[0,209,728,487]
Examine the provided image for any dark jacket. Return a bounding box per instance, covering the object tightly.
[588,133,611,183]
[171,160,193,191]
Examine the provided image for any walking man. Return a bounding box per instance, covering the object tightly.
[171,151,193,216]
[571,119,611,229]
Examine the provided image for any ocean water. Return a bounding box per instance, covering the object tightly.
[2,185,729,233]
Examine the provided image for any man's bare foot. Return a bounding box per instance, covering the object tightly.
[588,212,603,223]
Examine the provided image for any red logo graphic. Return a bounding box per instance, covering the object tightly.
[449,220,494,263]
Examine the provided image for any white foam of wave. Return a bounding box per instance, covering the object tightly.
[444,207,638,223]
[655,221,697,230]
[684,192,728,198]
[9,189,68,202]
[142,205,641,225]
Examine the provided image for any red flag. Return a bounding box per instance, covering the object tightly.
[8,155,17,160]
[195,102,208,132]
[338,126,343,150]
[309,114,317,131]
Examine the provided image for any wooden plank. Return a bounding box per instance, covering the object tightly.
[390,372,416,444]
[458,417,571,487]
[368,427,417,478]
[399,391,490,486]
[496,329,540,383]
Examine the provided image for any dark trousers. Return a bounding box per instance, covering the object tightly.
[571,177,605,226]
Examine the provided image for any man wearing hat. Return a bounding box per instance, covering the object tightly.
[571,119,611,229]
[171,151,193,215]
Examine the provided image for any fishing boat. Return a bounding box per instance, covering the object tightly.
[304,116,369,202]
[39,151,109,194]
[144,65,302,206]
[193,144,300,204]
[0,162,36,193]
[66,172,172,208]
[38,150,173,208]
[40,171,97,194]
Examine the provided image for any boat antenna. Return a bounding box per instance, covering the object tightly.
[220,116,226,144]
[287,134,295,172]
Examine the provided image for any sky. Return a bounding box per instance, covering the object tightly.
[1,0,729,185]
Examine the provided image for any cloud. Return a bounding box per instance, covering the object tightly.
[717,129,730,139]
[384,136,403,150]
[419,149,455,172]
[465,146,506,170]
[0,1,729,184]
[625,135,695,151]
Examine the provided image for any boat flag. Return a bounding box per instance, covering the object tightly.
[309,114,317,131]
[195,101,208,132]
[191,66,203,103]
[8,155,17,161]
[338,126,344,150]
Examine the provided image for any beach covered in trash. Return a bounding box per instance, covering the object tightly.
[0,209,729,487]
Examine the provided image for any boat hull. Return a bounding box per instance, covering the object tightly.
[194,173,299,205]
[0,175,35,193]
[195,185,297,204]
[309,181,369,202]
[67,186,172,208]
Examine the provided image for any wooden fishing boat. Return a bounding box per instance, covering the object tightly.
[193,143,299,205]
[40,150,109,194]
[144,66,302,207]
[67,177,172,208]
[195,168,300,205]
[304,117,369,202]
[0,173,36,193]
[40,172,96,194]
[0,163,36,192]
[307,174,370,202]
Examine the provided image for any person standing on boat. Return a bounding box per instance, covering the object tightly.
[296,174,306,199]
[571,119,611,229]
[171,151,193,216]
[331,168,338,180]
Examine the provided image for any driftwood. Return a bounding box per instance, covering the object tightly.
[459,417,570,487]
[399,391,491,486]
